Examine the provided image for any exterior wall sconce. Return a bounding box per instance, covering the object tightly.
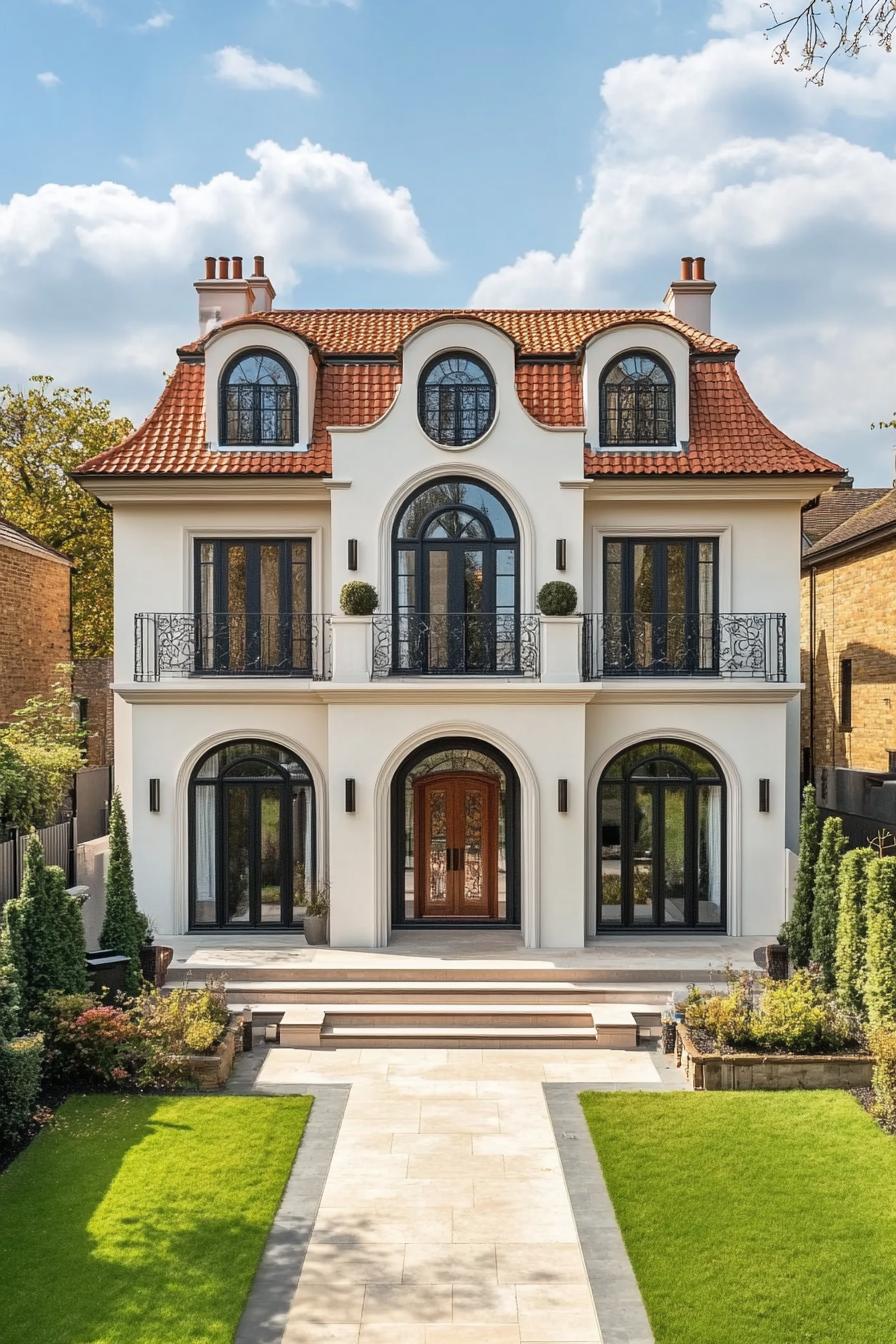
[759,778,770,813]
[555,538,567,571]
[345,778,356,813]
[557,779,568,813]
[149,778,160,813]
[347,539,358,571]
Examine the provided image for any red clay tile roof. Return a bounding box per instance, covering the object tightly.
[583,362,841,477]
[74,310,842,480]
[179,308,737,358]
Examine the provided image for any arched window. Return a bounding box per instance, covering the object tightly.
[597,739,725,929]
[220,350,297,446]
[391,478,520,674]
[418,352,495,445]
[189,739,315,928]
[599,351,674,447]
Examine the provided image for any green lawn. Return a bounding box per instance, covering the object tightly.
[0,1093,312,1344]
[581,1090,896,1344]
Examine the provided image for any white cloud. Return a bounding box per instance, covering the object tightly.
[708,0,769,34]
[135,10,173,33]
[36,71,61,87]
[47,0,101,20]
[212,46,319,95]
[0,138,438,420]
[471,25,896,483]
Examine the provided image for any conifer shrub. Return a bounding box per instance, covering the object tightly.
[99,792,148,995]
[869,1025,896,1125]
[865,857,896,1029]
[785,783,821,967]
[811,816,848,988]
[0,1034,43,1151]
[2,833,87,1020]
[835,845,874,1014]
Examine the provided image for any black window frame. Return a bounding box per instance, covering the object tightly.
[193,537,313,676]
[599,349,675,448]
[219,348,298,447]
[602,536,719,675]
[418,351,496,447]
[840,657,853,731]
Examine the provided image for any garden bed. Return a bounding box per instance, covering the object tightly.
[676,1022,873,1090]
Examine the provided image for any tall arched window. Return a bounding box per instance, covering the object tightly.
[220,350,297,446]
[189,739,315,928]
[599,351,674,447]
[391,478,520,674]
[597,739,725,929]
[418,352,495,445]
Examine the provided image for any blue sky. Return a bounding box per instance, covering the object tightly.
[2,0,896,483]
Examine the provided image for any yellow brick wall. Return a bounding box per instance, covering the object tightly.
[801,537,896,773]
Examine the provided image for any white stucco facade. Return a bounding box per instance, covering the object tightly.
[95,309,825,948]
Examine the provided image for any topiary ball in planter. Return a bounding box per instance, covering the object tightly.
[537,581,578,616]
[339,580,379,616]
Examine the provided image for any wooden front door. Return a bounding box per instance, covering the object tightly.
[414,772,499,919]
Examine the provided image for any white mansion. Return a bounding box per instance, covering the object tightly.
[75,256,841,948]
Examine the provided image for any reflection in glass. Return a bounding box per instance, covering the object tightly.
[225,787,250,923]
[631,785,654,923]
[663,785,686,924]
[599,782,622,925]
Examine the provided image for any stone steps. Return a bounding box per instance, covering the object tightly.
[213,978,676,1007]
[167,962,714,985]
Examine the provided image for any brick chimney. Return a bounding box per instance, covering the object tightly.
[663,255,716,334]
[194,254,276,335]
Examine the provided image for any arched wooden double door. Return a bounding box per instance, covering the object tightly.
[413,771,499,919]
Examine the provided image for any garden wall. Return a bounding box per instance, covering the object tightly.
[678,1025,872,1091]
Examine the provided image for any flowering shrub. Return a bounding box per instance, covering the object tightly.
[684,970,858,1055]
[684,976,753,1049]
[38,993,141,1088]
[135,982,229,1059]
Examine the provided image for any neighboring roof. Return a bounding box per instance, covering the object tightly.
[178,307,738,358]
[0,517,72,565]
[74,308,843,481]
[801,485,891,547]
[803,486,896,563]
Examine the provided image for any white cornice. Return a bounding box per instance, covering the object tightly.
[576,476,832,503]
[82,477,334,504]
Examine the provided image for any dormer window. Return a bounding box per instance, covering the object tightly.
[418,352,495,446]
[600,352,674,447]
[220,350,297,446]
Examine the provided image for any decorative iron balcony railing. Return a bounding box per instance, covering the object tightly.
[582,612,786,682]
[134,612,331,681]
[371,612,540,678]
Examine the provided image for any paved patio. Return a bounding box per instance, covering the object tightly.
[233,1041,678,1343]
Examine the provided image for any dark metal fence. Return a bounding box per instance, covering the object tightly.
[135,612,332,681]
[582,612,786,681]
[74,765,112,844]
[819,807,896,852]
[371,612,540,678]
[0,766,112,907]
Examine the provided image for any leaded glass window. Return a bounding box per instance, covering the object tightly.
[221,350,297,446]
[418,353,495,446]
[600,352,674,447]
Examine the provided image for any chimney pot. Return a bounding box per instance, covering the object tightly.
[253,255,265,278]
[204,256,216,280]
[218,256,229,280]
[232,256,243,279]
[693,256,706,280]
[680,256,694,281]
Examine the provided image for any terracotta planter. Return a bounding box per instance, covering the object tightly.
[303,913,329,946]
[676,1023,872,1092]
[176,1022,239,1091]
[139,943,174,988]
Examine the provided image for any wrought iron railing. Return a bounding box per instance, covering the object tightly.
[582,612,786,681]
[372,612,540,678]
[134,612,331,681]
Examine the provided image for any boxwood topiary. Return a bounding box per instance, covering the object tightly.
[339,581,379,616]
[810,815,847,989]
[0,1033,43,1151]
[536,581,578,617]
[835,845,874,1014]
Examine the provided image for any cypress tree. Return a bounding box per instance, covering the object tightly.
[99,791,146,993]
[835,846,874,1013]
[866,857,896,1029]
[786,783,822,967]
[2,832,87,1019]
[811,816,848,988]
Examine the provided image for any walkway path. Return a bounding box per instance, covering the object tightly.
[244,1044,665,1343]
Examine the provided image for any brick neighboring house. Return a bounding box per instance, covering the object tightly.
[0,517,72,723]
[801,478,896,837]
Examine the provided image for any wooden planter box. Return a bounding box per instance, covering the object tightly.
[676,1023,873,1092]
[175,1020,241,1091]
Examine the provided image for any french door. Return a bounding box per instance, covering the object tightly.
[195,538,311,675]
[414,773,499,918]
[422,544,516,674]
[603,538,717,674]
[221,779,289,926]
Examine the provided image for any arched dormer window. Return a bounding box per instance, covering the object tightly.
[599,351,674,447]
[220,350,297,446]
[418,352,495,446]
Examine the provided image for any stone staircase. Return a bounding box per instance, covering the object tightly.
[166,963,691,1050]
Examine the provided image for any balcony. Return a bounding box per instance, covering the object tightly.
[134,612,331,681]
[582,612,786,682]
[371,612,540,679]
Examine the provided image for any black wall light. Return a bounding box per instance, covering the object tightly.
[557,778,568,813]
[347,538,358,571]
[149,778,160,813]
[555,538,567,571]
[759,778,770,813]
[345,778,356,813]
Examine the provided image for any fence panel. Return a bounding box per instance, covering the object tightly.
[0,819,75,909]
[0,835,14,906]
[819,807,895,851]
[75,766,112,844]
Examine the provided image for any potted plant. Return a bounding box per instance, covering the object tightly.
[138,917,174,989]
[339,581,378,616]
[303,881,331,946]
[537,580,577,616]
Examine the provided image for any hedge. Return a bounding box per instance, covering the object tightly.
[0,1033,43,1151]
[866,857,896,1029]
[811,815,847,989]
[835,846,874,1014]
